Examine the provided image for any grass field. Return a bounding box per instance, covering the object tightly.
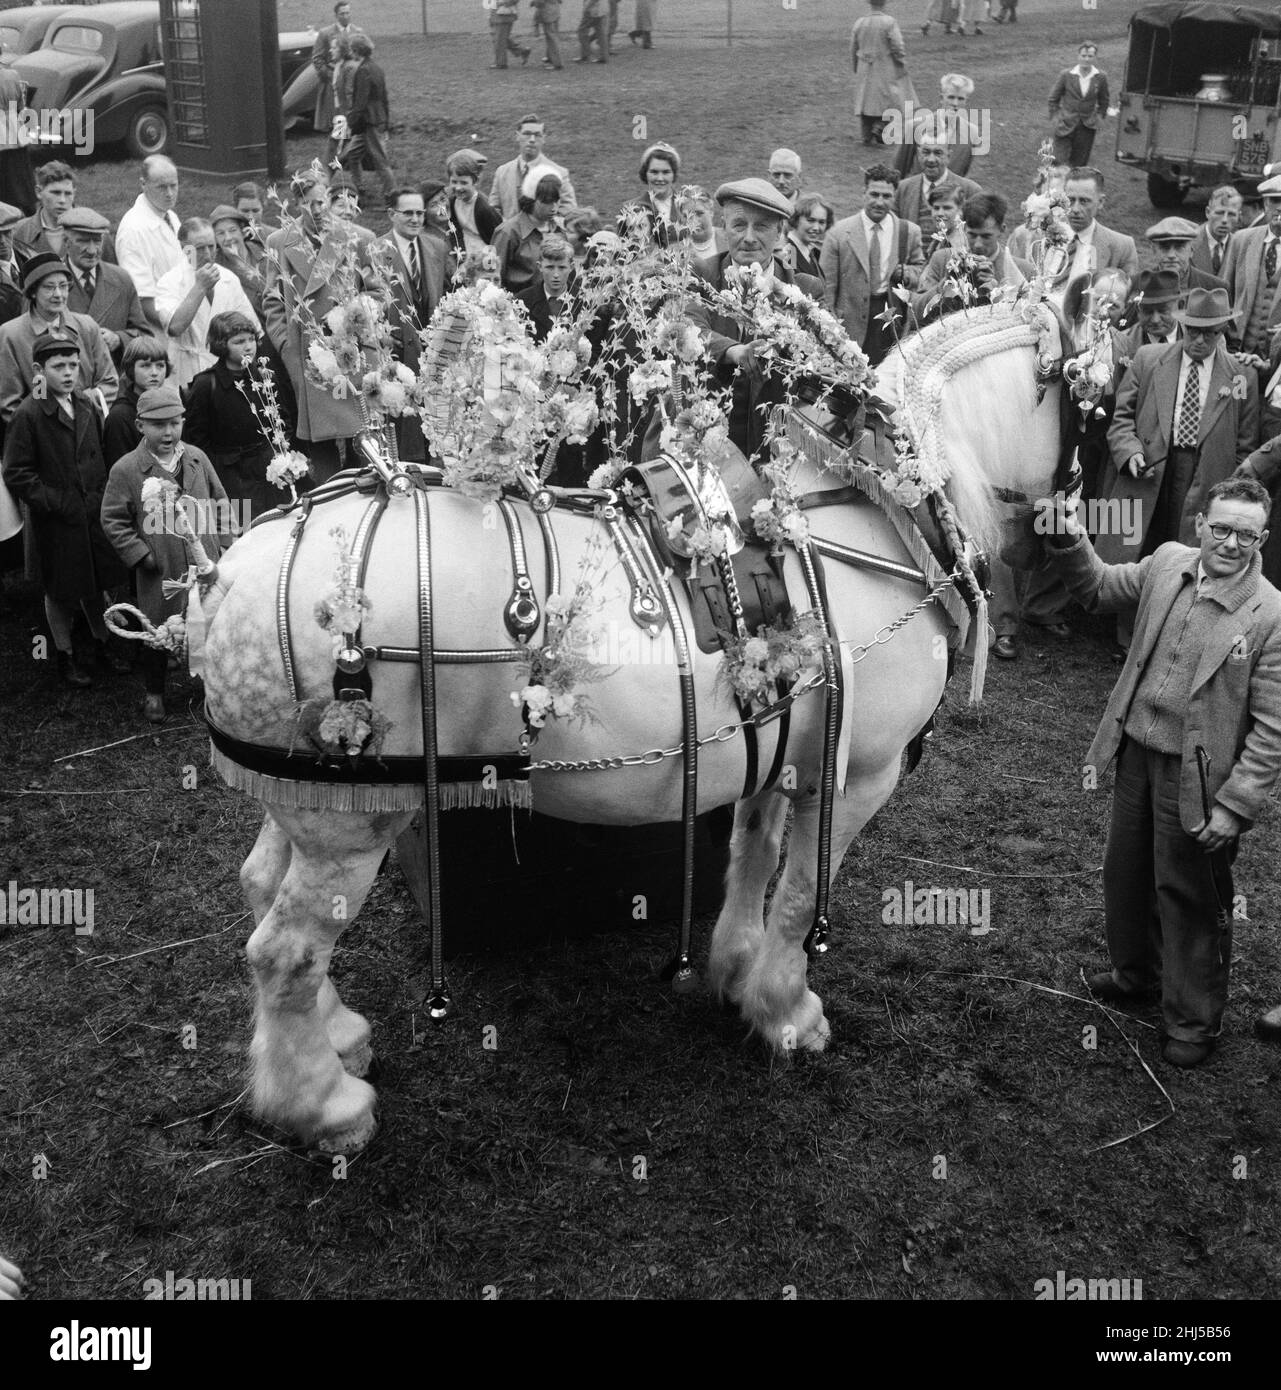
[3,1,1281,1311]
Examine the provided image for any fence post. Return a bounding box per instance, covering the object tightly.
[728,0,733,48]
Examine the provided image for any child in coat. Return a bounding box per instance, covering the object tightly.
[104,335,170,466]
[1,328,129,687]
[100,385,237,723]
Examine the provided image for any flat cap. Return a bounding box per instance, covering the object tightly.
[1145,216,1198,242]
[136,385,185,420]
[1259,173,1281,196]
[0,201,24,233]
[714,177,793,220]
[208,203,249,226]
[59,207,110,235]
[21,252,69,296]
[32,326,80,362]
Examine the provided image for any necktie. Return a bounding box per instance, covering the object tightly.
[80,269,94,299]
[1267,238,1278,282]
[868,222,882,295]
[1176,359,1201,448]
[1212,240,1224,275]
[407,238,421,299]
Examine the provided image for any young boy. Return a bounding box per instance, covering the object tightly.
[1,328,129,687]
[100,385,237,723]
[515,234,576,341]
[923,186,966,259]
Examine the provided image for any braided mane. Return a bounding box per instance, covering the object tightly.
[874,301,1063,551]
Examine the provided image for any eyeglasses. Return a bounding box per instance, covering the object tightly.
[1205,522,1264,548]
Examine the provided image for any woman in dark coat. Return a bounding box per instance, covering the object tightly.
[1,330,129,685]
[183,312,280,526]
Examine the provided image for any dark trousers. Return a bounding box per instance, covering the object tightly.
[142,647,167,697]
[490,16,527,66]
[1104,738,1236,1042]
[339,126,394,198]
[538,19,562,66]
[1053,126,1096,168]
[578,16,608,60]
[862,292,893,366]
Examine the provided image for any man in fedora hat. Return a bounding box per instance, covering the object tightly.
[1039,473,1281,1067]
[1104,287,1258,572]
[1113,268,1182,365]
[1146,216,1226,299]
[688,177,824,460]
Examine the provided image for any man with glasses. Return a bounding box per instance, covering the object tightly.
[1039,475,1281,1067]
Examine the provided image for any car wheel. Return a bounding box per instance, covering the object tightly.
[126,105,170,159]
[1147,172,1187,209]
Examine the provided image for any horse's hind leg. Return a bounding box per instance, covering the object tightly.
[740,762,900,1052]
[240,812,371,1076]
[707,790,789,1005]
[245,808,409,1152]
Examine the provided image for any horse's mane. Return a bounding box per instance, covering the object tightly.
[873,302,1063,551]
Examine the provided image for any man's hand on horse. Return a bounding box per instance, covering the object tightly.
[1037,493,1083,548]
[725,340,768,383]
[1194,804,1243,853]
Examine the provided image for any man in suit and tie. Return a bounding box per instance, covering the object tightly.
[688,178,824,461]
[822,163,925,367]
[1049,167,1138,305]
[1222,172,1281,377]
[1040,475,1281,1067]
[892,137,979,231]
[60,209,149,367]
[368,187,446,462]
[262,171,366,484]
[1103,288,1259,574]
[1048,41,1111,168]
[1112,268,1181,366]
[1191,187,1242,280]
[488,115,578,220]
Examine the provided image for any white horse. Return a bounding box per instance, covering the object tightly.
[198,303,1066,1153]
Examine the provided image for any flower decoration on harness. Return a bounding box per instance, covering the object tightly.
[239,358,311,503]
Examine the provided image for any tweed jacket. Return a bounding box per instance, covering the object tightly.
[261,222,368,443]
[100,441,237,625]
[1050,537,1281,834]
[1101,342,1259,562]
[487,157,578,221]
[1221,224,1281,345]
[819,212,925,344]
[1047,66,1110,136]
[65,262,150,357]
[892,170,981,231]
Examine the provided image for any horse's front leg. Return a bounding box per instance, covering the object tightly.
[707,790,789,1004]
[740,760,901,1052]
[245,811,402,1152]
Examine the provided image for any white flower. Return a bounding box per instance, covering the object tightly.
[1087,360,1112,388]
[666,516,687,544]
[552,692,578,719]
[544,594,569,618]
[743,637,770,665]
[781,512,810,544]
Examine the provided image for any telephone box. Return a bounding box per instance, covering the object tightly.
[158,0,285,179]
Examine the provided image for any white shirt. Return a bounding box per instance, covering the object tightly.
[1173,351,1212,438]
[115,192,184,300]
[860,210,890,294]
[154,261,261,389]
[1071,64,1097,98]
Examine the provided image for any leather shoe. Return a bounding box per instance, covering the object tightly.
[1255,1003,1281,1041]
[1039,622,1073,640]
[1085,969,1157,1004]
[143,694,166,724]
[57,650,92,688]
[992,635,1018,661]
[1162,1037,1213,1068]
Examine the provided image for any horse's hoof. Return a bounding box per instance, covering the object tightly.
[310,1075,377,1155]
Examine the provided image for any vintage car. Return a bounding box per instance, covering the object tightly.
[1117,1,1281,207]
[1,2,317,158]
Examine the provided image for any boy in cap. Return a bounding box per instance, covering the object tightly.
[1,328,129,687]
[100,384,236,723]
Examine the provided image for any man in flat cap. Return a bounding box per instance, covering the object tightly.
[822,164,924,366]
[687,178,824,461]
[1222,173,1281,377]
[1147,216,1226,301]
[62,208,148,367]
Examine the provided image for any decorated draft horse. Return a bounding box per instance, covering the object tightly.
[140,217,1080,1153]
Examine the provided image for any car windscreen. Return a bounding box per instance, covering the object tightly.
[0,27,21,55]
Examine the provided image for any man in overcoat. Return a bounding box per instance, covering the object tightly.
[1043,476,1281,1065]
[850,0,916,146]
